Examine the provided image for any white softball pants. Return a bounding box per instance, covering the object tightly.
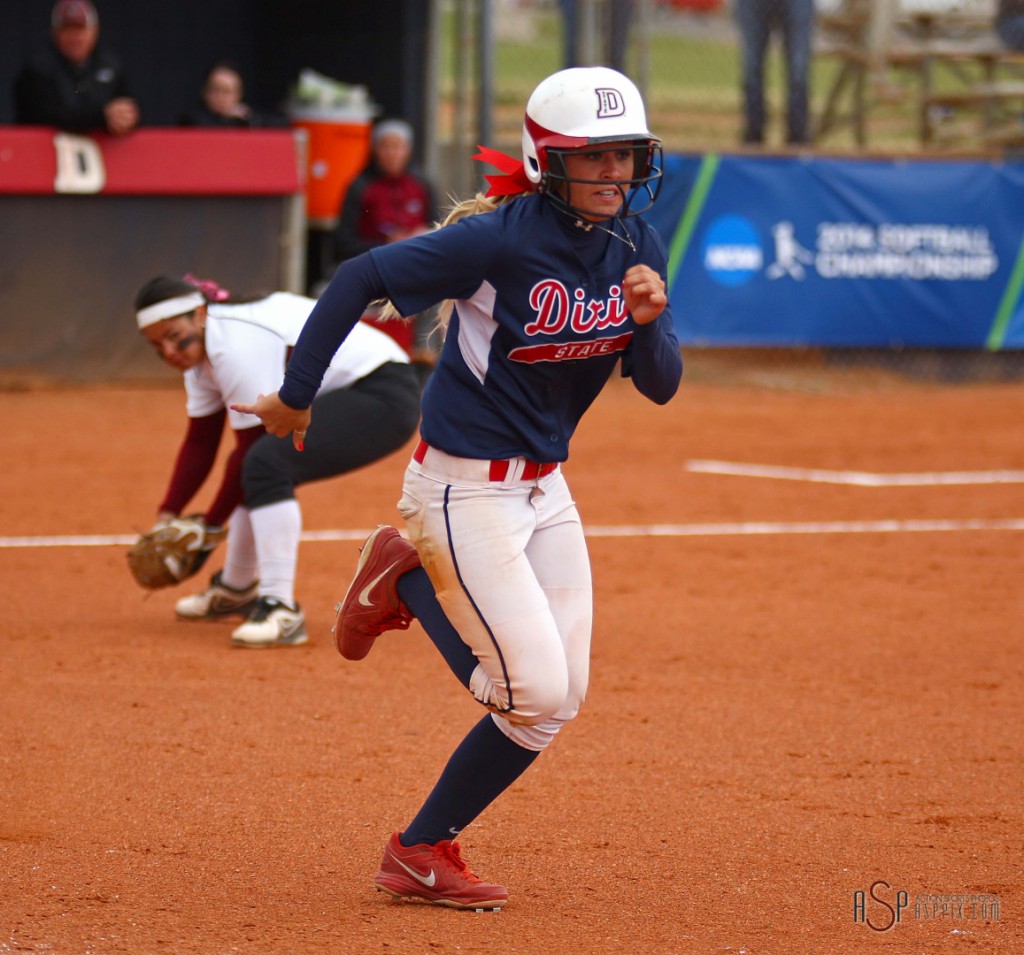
[397,446,593,752]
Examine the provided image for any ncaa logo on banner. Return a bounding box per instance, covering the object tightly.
[700,214,763,286]
[595,88,625,118]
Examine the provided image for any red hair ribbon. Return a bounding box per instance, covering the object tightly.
[183,273,231,302]
[473,145,534,198]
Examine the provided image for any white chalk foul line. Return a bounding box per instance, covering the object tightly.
[686,460,1024,486]
[3,519,1024,549]
[0,529,375,549]
[585,519,1024,536]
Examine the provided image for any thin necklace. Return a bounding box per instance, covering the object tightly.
[573,217,637,253]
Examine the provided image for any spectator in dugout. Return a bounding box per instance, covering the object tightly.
[178,61,289,129]
[14,0,139,136]
[328,118,441,363]
[332,118,439,263]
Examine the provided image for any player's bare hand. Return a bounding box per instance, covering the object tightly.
[622,264,667,326]
[231,392,312,451]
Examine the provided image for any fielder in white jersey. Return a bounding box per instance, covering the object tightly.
[235,67,683,906]
[134,275,420,648]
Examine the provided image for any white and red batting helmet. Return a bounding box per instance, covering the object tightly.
[521,66,662,219]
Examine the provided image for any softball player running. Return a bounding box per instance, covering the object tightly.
[135,275,420,648]
[236,67,682,904]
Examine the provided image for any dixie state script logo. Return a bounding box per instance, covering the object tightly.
[509,279,633,363]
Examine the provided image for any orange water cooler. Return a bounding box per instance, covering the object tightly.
[291,105,374,292]
[289,105,414,356]
[290,106,374,230]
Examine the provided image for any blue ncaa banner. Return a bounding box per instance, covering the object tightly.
[645,154,1024,349]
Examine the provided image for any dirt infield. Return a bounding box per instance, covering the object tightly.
[1,371,1021,954]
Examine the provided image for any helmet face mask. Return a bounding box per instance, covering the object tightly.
[543,140,663,221]
[521,67,663,221]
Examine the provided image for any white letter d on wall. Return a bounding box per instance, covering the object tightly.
[53,133,106,193]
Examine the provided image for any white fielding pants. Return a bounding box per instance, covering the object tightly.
[398,445,593,752]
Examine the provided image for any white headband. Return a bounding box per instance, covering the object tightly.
[136,292,205,329]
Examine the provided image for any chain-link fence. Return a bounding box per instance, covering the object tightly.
[437,0,1024,163]
[430,0,1024,387]
[436,0,752,194]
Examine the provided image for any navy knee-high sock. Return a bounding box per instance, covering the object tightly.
[400,714,540,847]
[397,567,477,688]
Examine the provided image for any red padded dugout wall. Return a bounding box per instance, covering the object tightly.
[0,128,306,382]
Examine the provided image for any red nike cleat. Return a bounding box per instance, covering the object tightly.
[333,525,421,661]
[374,832,508,910]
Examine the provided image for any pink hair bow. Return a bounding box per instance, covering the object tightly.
[473,145,535,198]
[183,273,231,302]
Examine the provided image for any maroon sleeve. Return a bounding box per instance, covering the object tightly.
[203,425,265,528]
[158,410,226,516]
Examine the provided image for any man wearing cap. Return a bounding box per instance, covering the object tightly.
[14,0,139,136]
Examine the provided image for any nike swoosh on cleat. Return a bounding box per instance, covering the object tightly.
[358,561,403,608]
[393,857,437,887]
